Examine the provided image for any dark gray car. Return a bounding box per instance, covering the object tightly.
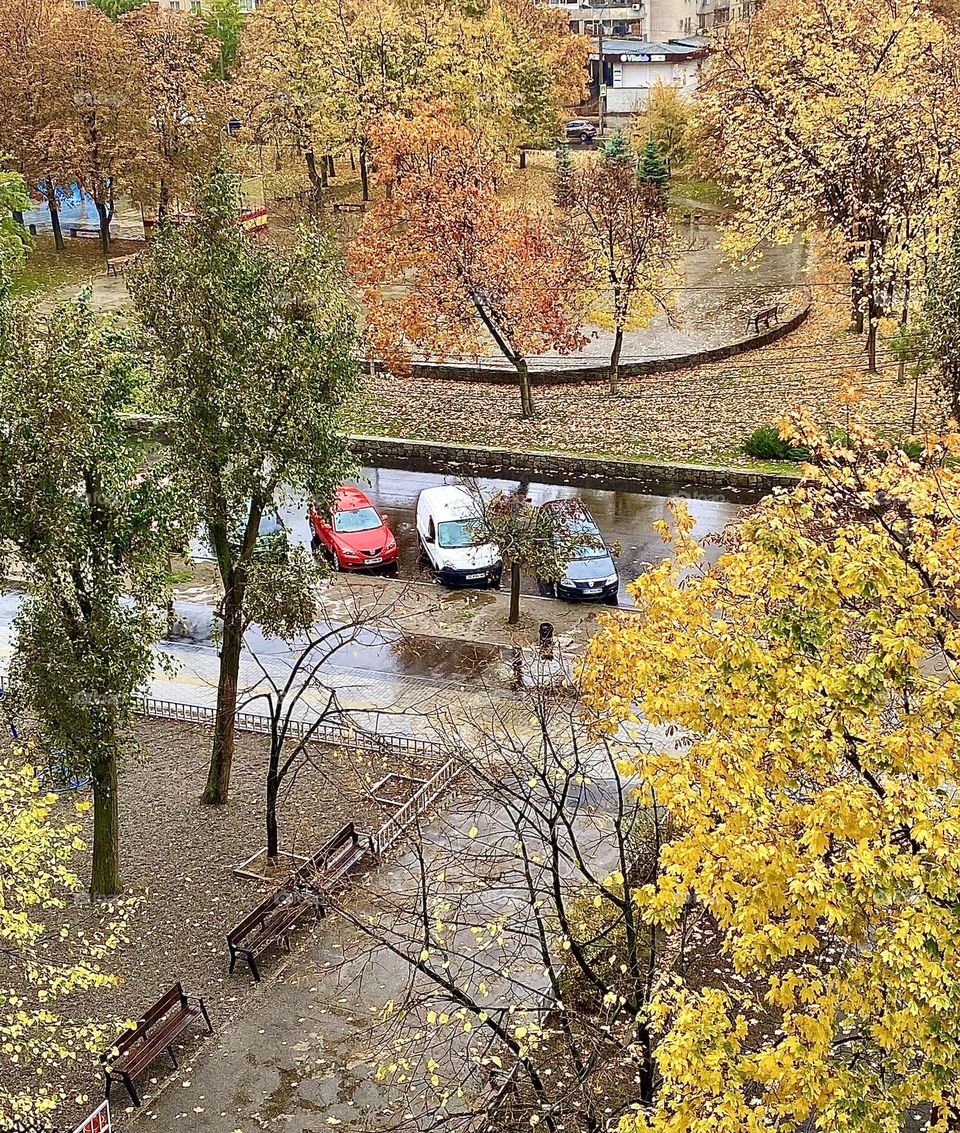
[537,499,619,604]
[565,119,598,144]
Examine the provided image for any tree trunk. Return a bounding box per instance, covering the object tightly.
[266,748,280,861]
[94,197,111,255]
[850,271,865,333]
[158,178,171,223]
[508,563,522,625]
[203,583,244,806]
[609,325,624,396]
[327,154,336,178]
[45,179,64,251]
[513,357,536,419]
[866,295,879,373]
[519,148,527,169]
[304,149,323,194]
[90,753,121,898]
[12,208,24,226]
[359,145,370,202]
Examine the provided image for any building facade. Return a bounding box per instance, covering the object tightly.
[545,0,757,37]
[591,35,707,114]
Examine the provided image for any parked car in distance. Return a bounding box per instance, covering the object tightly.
[565,119,598,144]
[537,499,619,604]
[415,485,503,589]
[308,485,398,571]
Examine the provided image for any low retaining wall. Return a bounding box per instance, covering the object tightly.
[346,435,802,496]
[397,305,810,386]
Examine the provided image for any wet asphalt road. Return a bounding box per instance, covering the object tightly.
[270,466,760,608]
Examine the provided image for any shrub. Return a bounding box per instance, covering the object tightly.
[744,426,811,462]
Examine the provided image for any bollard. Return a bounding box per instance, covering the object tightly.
[539,622,555,660]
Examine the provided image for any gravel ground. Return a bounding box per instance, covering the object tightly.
[344,296,947,467]
[8,718,441,1129]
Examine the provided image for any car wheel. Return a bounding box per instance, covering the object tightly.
[581,132,592,144]
[603,592,620,607]
[329,549,342,572]
[310,534,322,558]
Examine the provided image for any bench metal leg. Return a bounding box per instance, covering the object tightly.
[198,997,214,1034]
[228,945,237,975]
[247,953,261,982]
[122,1072,142,1107]
[167,1046,179,1070]
[104,1072,112,1102]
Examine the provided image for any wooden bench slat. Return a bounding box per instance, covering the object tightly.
[101,984,212,1107]
[118,1005,201,1076]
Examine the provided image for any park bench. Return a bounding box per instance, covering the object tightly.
[100,983,212,1107]
[226,886,319,982]
[69,227,101,240]
[332,200,366,213]
[294,822,369,892]
[106,254,137,277]
[226,824,368,982]
[747,304,780,334]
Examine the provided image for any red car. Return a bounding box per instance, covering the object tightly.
[308,486,398,571]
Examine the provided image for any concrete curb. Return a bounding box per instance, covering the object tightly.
[391,305,811,386]
[346,435,802,495]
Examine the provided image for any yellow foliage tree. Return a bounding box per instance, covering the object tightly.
[0,750,124,1124]
[581,420,960,1131]
[237,0,587,202]
[696,0,960,372]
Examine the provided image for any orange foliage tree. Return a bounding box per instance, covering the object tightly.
[40,3,148,252]
[350,108,590,419]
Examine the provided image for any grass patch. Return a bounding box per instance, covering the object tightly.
[669,178,727,210]
[11,236,107,298]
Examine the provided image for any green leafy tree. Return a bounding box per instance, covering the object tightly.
[923,222,960,420]
[0,750,127,1124]
[467,485,589,625]
[204,0,243,80]
[89,0,147,18]
[0,168,30,270]
[126,164,360,807]
[0,280,189,897]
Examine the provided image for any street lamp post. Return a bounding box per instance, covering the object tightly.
[593,3,620,138]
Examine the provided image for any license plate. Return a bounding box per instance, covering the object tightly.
[466,572,484,580]
[365,556,383,565]
[583,587,601,595]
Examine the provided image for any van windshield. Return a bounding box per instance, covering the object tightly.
[438,519,481,549]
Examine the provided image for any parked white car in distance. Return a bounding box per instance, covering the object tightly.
[415,486,503,589]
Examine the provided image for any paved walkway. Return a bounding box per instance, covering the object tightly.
[127,799,508,1132]
[36,220,812,364]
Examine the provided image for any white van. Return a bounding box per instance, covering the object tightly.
[415,486,503,589]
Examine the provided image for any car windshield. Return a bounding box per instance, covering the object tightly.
[553,510,606,558]
[438,519,482,549]
[564,554,615,580]
[334,506,381,533]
